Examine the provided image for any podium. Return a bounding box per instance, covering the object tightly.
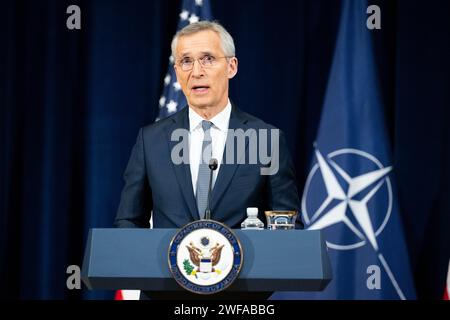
[82,228,332,292]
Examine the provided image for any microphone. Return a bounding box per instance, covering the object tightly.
[205,158,218,220]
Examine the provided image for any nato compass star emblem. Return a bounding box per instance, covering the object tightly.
[301,147,406,299]
[302,147,393,250]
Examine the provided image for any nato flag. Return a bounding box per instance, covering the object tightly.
[272,0,416,299]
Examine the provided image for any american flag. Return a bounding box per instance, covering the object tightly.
[115,0,212,301]
[156,0,212,120]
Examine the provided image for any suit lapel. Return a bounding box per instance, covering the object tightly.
[165,108,200,221]
[211,106,249,213]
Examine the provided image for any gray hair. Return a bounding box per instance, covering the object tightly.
[171,21,236,60]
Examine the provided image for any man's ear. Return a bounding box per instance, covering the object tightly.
[227,57,238,79]
[173,64,178,77]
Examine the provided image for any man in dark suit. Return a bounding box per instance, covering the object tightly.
[114,21,302,299]
[115,21,302,230]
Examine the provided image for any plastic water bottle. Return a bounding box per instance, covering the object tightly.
[241,207,264,230]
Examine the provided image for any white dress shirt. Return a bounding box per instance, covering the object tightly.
[189,100,231,196]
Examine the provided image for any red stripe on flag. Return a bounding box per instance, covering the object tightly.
[114,290,124,300]
[445,261,450,300]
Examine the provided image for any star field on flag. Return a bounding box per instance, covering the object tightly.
[156,0,212,121]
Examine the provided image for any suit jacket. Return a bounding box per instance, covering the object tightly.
[115,104,303,229]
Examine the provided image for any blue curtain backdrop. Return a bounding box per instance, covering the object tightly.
[1,0,449,299]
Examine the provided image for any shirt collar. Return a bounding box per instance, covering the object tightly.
[188,99,232,132]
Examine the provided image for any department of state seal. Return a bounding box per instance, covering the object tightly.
[168,220,243,294]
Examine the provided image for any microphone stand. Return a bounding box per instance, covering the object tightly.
[205,158,218,220]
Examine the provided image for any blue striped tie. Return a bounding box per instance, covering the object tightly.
[196,120,213,219]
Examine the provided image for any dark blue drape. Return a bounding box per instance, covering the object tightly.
[1,0,449,299]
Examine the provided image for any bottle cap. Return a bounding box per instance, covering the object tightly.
[246,207,258,216]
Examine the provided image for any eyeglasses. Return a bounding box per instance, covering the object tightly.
[177,55,230,71]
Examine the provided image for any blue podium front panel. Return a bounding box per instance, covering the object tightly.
[82,229,331,292]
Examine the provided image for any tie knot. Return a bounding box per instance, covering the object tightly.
[201,120,213,132]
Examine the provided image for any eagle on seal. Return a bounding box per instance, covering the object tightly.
[186,241,224,271]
